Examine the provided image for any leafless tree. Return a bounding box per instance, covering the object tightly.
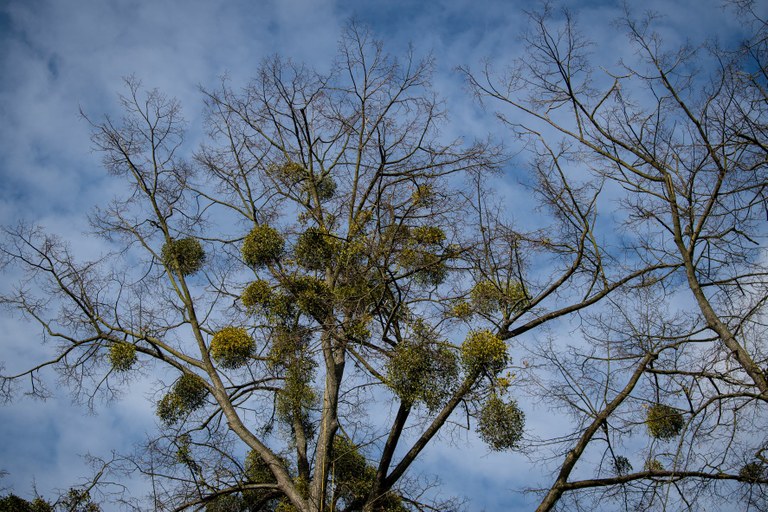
[465,3,768,510]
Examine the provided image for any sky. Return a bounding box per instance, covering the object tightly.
[0,0,759,510]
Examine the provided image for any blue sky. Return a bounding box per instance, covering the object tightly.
[0,0,759,510]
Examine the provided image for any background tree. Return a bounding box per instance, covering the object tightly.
[466,2,768,510]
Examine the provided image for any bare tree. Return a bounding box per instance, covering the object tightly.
[466,3,768,510]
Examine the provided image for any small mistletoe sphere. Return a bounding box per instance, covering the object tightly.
[470,280,504,314]
[242,225,284,268]
[156,393,184,425]
[386,341,458,410]
[161,238,205,276]
[613,456,633,476]
[470,279,527,315]
[288,275,332,319]
[415,254,448,286]
[740,462,765,483]
[173,373,208,410]
[646,404,684,440]
[241,280,273,312]
[410,226,446,246]
[304,174,336,202]
[399,248,447,286]
[245,450,278,484]
[644,458,664,472]
[108,342,137,372]
[210,327,255,368]
[460,330,507,375]
[477,395,525,451]
[411,183,435,206]
[156,373,208,425]
[450,301,473,319]
[294,227,338,270]
[275,369,317,423]
[279,161,308,184]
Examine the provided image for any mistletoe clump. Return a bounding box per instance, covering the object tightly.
[242,225,284,268]
[304,173,336,202]
[294,227,339,270]
[205,495,247,512]
[156,393,186,425]
[210,327,255,368]
[450,301,473,319]
[275,332,313,367]
[269,161,336,201]
[287,275,332,319]
[740,462,765,483]
[460,330,507,375]
[398,248,447,286]
[381,224,412,251]
[644,458,664,472]
[276,366,317,426]
[241,280,274,312]
[267,161,312,197]
[245,453,309,511]
[470,279,527,315]
[331,436,406,508]
[173,374,208,407]
[273,161,307,184]
[477,394,525,451]
[270,326,317,426]
[386,338,458,410]
[268,293,295,320]
[242,450,287,507]
[108,341,137,372]
[411,183,435,207]
[410,226,446,245]
[332,436,374,503]
[470,280,503,314]
[613,456,633,476]
[174,434,193,465]
[342,316,372,342]
[156,373,208,425]
[397,225,449,286]
[646,403,684,440]
[268,326,312,369]
[334,276,383,316]
[245,450,278,484]
[161,237,205,276]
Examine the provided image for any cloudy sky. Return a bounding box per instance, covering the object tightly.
[0,0,759,509]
